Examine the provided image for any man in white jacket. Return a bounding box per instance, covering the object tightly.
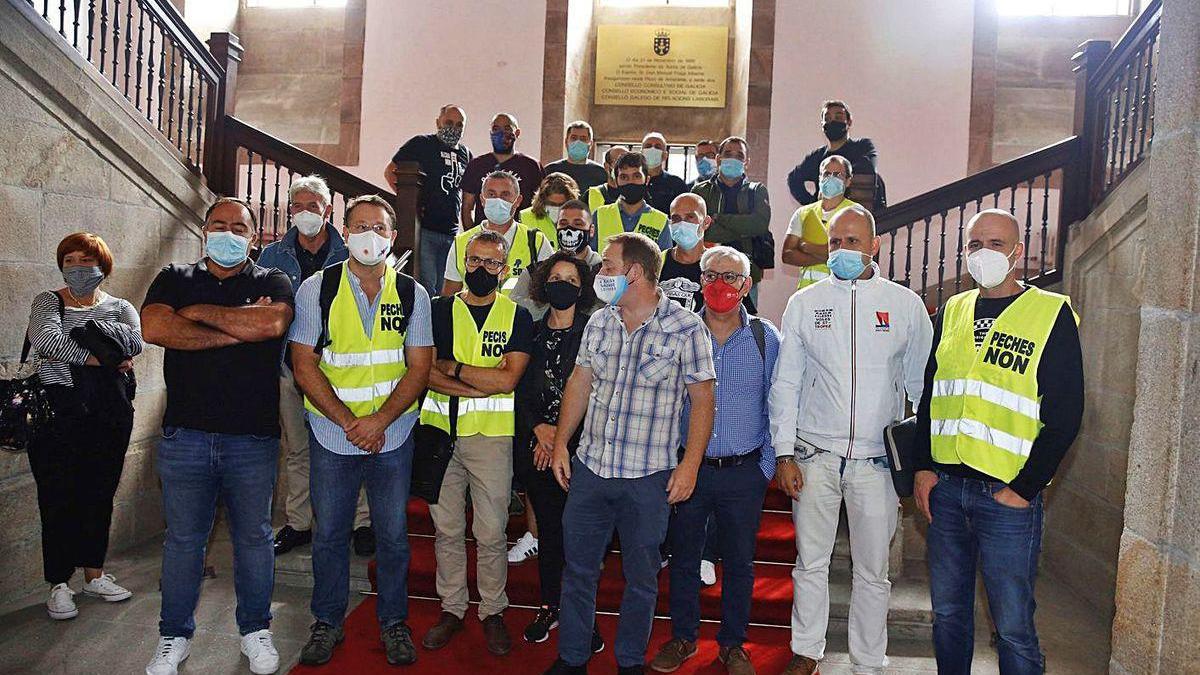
[769,205,933,675]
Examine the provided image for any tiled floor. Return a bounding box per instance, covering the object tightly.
[0,531,1109,674]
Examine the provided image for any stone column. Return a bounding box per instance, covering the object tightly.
[1109,0,1200,672]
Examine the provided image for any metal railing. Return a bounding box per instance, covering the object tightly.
[595,142,700,183]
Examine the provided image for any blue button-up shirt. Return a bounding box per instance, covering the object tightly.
[681,307,780,479]
[288,267,434,455]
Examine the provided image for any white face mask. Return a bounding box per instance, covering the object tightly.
[642,147,664,168]
[347,230,392,266]
[546,205,563,225]
[292,210,324,237]
[966,246,1017,289]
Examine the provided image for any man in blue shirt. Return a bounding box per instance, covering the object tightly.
[288,196,434,668]
[649,245,781,675]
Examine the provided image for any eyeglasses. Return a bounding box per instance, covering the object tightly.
[347,223,390,236]
[465,256,505,272]
[701,271,747,286]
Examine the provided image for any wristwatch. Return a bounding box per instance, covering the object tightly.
[776,455,796,465]
[454,362,464,379]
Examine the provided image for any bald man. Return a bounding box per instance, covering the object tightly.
[461,113,543,229]
[769,205,932,675]
[911,209,1083,674]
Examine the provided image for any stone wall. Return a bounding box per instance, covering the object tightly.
[0,1,210,604]
[1047,161,1147,626]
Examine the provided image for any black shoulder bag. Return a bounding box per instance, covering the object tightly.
[0,294,64,452]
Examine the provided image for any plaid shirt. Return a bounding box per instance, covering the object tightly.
[575,291,716,478]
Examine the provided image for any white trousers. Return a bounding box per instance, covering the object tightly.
[790,450,899,674]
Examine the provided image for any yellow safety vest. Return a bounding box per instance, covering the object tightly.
[518,207,559,246]
[594,202,668,253]
[929,287,1076,482]
[587,185,614,212]
[795,198,857,290]
[454,222,548,294]
[420,294,518,437]
[304,263,414,418]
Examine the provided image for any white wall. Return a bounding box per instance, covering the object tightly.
[758,0,976,322]
[346,0,548,182]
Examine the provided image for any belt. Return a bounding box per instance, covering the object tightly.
[701,447,762,469]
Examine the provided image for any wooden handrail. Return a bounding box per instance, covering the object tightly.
[1088,0,1161,92]
[138,0,225,84]
[877,137,1078,234]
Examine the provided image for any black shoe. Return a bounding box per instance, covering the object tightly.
[273,526,312,556]
[353,526,376,557]
[382,621,417,665]
[617,665,644,675]
[591,625,605,654]
[524,606,560,643]
[299,621,344,665]
[543,657,587,674]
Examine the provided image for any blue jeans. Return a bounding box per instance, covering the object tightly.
[559,458,671,668]
[156,427,277,638]
[669,459,767,648]
[928,471,1045,675]
[310,431,413,629]
[418,228,455,295]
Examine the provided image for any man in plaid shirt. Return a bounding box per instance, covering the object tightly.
[544,232,716,675]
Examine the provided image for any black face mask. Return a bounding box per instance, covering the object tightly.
[464,266,500,296]
[544,280,582,310]
[823,120,848,142]
[616,183,647,204]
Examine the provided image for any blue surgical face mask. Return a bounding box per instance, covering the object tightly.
[567,139,590,162]
[642,147,664,168]
[669,220,702,250]
[719,158,745,180]
[696,157,717,179]
[594,272,629,305]
[828,247,868,280]
[483,197,514,224]
[820,175,846,200]
[62,265,104,297]
[205,230,250,268]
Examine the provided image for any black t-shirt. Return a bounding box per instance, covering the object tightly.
[544,159,609,193]
[296,237,330,283]
[392,133,472,234]
[659,248,757,314]
[142,261,295,437]
[430,295,535,360]
[912,289,1084,500]
[787,138,879,205]
[646,171,687,214]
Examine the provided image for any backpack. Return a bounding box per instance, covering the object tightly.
[314,263,416,354]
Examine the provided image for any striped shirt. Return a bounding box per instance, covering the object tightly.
[288,269,433,455]
[681,308,780,479]
[575,291,716,479]
[26,291,143,387]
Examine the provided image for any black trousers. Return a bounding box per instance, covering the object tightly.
[26,387,134,584]
[514,438,568,608]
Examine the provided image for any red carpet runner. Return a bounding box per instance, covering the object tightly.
[291,488,799,674]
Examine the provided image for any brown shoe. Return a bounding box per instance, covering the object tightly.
[421,611,463,650]
[718,646,756,675]
[780,654,819,675]
[649,638,697,672]
[482,613,512,656]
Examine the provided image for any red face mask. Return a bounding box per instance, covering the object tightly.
[702,279,742,313]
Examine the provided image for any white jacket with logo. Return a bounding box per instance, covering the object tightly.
[769,266,934,459]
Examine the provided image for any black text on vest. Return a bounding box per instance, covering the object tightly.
[983,331,1035,375]
[480,330,509,358]
[380,303,406,332]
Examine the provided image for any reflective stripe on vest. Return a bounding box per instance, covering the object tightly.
[453,223,544,294]
[595,203,668,253]
[419,294,518,437]
[304,263,412,418]
[518,207,559,247]
[929,287,1075,482]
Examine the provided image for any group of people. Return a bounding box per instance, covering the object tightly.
[20,98,1083,675]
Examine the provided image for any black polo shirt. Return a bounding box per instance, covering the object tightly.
[143,260,295,437]
[646,171,687,213]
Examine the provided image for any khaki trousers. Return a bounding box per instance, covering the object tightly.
[280,370,369,531]
[428,433,513,619]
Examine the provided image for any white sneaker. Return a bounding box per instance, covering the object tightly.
[240,629,280,674]
[47,583,77,620]
[507,531,539,564]
[145,636,190,675]
[82,573,133,602]
[700,559,718,586]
